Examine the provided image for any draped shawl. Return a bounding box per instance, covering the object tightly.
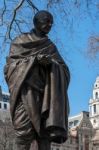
[4,32,70,143]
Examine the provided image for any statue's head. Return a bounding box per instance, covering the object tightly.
[33,10,53,35]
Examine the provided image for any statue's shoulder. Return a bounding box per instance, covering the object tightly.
[12,32,30,44]
[49,39,57,49]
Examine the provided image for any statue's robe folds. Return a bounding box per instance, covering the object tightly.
[4,32,70,144]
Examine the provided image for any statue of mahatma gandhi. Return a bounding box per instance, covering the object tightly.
[4,10,70,150]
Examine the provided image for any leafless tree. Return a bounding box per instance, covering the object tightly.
[0,119,15,150]
[88,35,99,59]
[0,1,98,38]
[0,0,99,57]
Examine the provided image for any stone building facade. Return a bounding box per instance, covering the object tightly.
[0,86,10,121]
[52,111,93,150]
[89,76,99,149]
[89,76,99,128]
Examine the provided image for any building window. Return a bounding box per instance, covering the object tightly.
[93,119,96,123]
[4,103,7,109]
[2,94,9,102]
[93,104,96,114]
[89,106,92,116]
[95,92,98,99]
[74,120,79,126]
[0,103,1,109]
[69,121,73,127]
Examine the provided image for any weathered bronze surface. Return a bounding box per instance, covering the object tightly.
[4,10,70,150]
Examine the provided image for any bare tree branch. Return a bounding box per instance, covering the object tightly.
[26,0,39,12]
[0,0,98,60]
[0,0,6,26]
[15,19,22,33]
[47,0,61,8]
[6,0,39,40]
[87,35,99,58]
[7,0,25,40]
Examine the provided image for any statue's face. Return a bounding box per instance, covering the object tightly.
[34,11,53,35]
[37,17,53,34]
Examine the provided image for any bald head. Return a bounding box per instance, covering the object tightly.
[33,10,53,36]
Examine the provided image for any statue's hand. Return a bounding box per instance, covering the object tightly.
[52,58,59,65]
[37,55,52,65]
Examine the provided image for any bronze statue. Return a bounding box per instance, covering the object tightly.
[4,10,70,150]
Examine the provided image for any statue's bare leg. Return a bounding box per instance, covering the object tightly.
[38,138,51,150]
[16,143,31,150]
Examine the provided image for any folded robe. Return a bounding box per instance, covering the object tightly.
[4,32,70,143]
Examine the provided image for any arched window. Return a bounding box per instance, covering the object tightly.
[95,92,98,99]
[93,104,96,114]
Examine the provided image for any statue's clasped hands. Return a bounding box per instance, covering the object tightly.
[37,55,52,65]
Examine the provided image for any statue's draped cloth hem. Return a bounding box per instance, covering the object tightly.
[4,33,70,143]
